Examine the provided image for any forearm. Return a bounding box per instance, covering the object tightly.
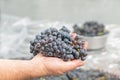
[0,59,44,80]
[0,54,84,80]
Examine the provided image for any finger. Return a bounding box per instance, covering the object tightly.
[62,60,84,72]
[84,41,88,49]
[71,33,88,49]
[71,33,77,39]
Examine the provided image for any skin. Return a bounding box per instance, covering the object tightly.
[0,54,84,80]
[0,33,87,80]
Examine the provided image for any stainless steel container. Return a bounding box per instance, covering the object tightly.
[82,32,109,50]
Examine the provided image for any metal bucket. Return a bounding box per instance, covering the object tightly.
[81,31,109,50]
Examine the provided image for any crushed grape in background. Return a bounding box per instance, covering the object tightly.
[0,14,120,79]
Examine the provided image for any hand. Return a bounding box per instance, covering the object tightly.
[30,54,84,77]
[30,33,88,78]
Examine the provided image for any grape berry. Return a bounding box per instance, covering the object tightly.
[30,26,87,61]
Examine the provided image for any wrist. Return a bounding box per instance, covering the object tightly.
[19,60,34,79]
[29,59,48,78]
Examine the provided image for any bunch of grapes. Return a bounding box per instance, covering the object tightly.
[30,26,87,61]
[44,69,120,80]
[73,21,106,36]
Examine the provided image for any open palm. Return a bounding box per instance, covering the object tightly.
[31,54,84,76]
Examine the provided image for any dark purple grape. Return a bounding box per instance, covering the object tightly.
[57,34,62,38]
[53,36,57,40]
[75,35,82,40]
[41,46,45,51]
[65,55,72,60]
[64,38,69,43]
[34,39,39,44]
[75,45,80,49]
[48,43,52,47]
[30,41,34,45]
[56,40,61,45]
[52,42,57,46]
[36,43,41,47]
[50,27,58,32]
[68,48,72,54]
[47,52,53,57]
[80,49,87,56]
[35,35,41,40]
[30,49,33,53]
[41,39,46,43]
[40,35,46,39]
[81,41,85,45]
[30,45,34,50]
[52,32,57,36]
[69,54,74,60]
[62,49,66,53]
[56,49,60,53]
[81,56,86,61]
[53,46,58,50]
[74,51,80,59]
[60,26,70,33]
[57,38,62,41]
[41,31,45,35]
[62,43,67,48]
[48,38,53,43]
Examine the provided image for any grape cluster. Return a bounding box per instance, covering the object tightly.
[44,69,120,80]
[30,26,87,61]
[73,21,106,36]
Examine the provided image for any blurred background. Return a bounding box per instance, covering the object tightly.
[1,0,120,24]
[1,0,120,80]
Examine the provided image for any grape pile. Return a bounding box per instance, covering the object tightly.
[44,69,120,80]
[73,21,106,36]
[30,26,87,61]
